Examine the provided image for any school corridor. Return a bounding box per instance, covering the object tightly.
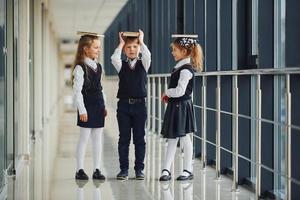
[1,0,300,200]
[46,78,255,200]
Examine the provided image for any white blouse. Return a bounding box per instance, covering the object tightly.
[73,58,105,115]
[165,57,193,98]
[111,43,151,73]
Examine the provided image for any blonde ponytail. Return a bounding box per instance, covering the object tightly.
[190,43,203,72]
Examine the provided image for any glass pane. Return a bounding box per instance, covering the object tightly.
[0,0,6,190]
[279,76,286,195]
[6,0,14,171]
[14,0,20,158]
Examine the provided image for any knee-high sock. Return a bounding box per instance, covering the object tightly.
[91,128,103,170]
[180,135,193,176]
[162,138,179,176]
[76,127,92,171]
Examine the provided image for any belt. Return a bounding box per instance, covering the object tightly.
[120,98,145,104]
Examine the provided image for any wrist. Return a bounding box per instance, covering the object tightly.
[118,43,124,49]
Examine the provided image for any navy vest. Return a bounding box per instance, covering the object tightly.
[168,64,194,101]
[80,63,104,105]
[117,60,147,99]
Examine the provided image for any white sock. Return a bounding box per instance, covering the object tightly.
[162,138,179,176]
[91,128,103,171]
[76,127,92,171]
[180,135,193,176]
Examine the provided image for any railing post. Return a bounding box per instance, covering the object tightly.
[151,131,156,194]
[255,75,262,199]
[164,77,168,111]
[158,77,162,134]
[147,77,151,131]
[232,75,239,191]
[201,76,207,169]
[216,75,221,179]
[146,132,151,184]
[285,74,291,200]
[151,77,156,134]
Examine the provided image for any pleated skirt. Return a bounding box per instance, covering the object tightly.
[161,99,196,138]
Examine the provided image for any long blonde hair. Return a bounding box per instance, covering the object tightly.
[72,35,99,85]
[74,35,99,65]
[172,38,204,72]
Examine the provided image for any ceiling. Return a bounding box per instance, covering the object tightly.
[49,0,128,41]
[49,0,128,64]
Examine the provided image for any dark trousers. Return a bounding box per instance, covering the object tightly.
[117,100,147,172]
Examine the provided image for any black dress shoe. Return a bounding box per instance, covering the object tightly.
[75,169,89,180]
[159,169,171,181]
[176,169,194,181]
[93,169,106,180]
[135,170,145,180]
[116,170,128,180]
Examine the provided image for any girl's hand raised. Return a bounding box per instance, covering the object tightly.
[79,114,88,122]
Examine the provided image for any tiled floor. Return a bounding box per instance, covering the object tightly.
[50,77,256,200]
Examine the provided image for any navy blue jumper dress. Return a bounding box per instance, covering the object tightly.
[77,63,105,128]
[161,64,196,138]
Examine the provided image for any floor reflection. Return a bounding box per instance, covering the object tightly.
[76,180,103,200]
[161,182,193,200]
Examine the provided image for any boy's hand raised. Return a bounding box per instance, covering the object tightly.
[118,32,125,48]
[138,29,144,44]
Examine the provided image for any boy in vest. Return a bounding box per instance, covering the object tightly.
[111,29,151,180]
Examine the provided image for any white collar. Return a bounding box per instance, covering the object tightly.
[174,57,191,69]
[126,57,139,63]
[84,57,97,69]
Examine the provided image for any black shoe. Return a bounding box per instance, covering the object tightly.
[159,169,171,181]
[116,170,128,180]
[92,169,106,180]
[135,170,145,180]
[75,169,89,180]
[176,170,194,181]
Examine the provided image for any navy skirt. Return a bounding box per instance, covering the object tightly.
[77,104,105,128]
[161,99,196,138]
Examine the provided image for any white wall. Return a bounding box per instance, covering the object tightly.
[5,0,65,199]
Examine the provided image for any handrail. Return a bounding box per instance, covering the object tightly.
[148,67,300,78]
[146,69,300,199]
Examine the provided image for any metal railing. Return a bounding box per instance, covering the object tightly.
[146,67,300,200]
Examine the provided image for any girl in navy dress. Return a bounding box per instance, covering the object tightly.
[159,35,203,181]
[73,32,106,180]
